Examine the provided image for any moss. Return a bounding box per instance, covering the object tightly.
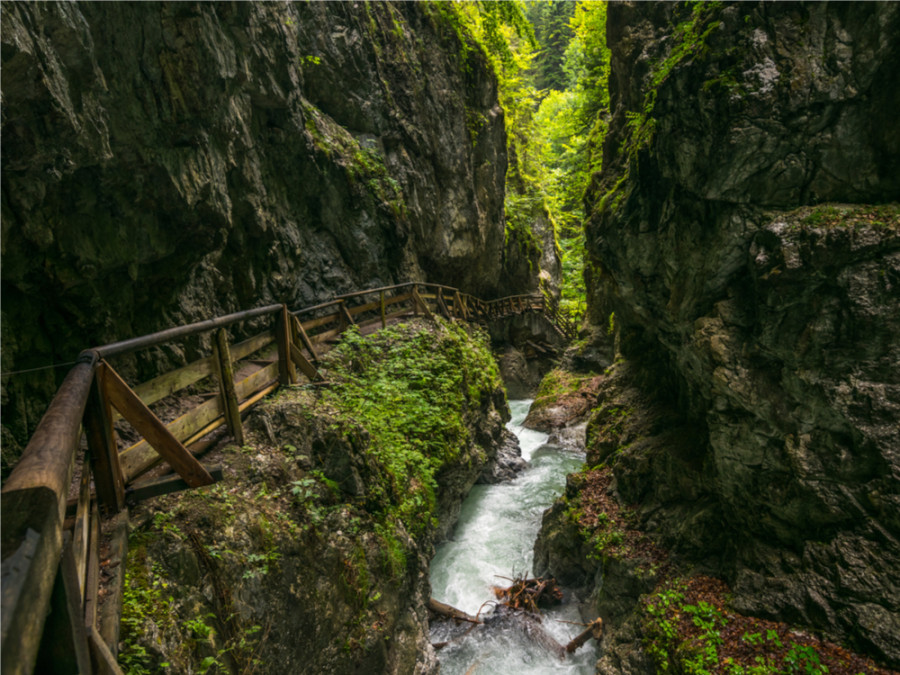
[640,576,871,675]
[797,202,900,229]
[533,368,586,404]
[631,2,723,152]
[313,318,502,538]
[119,536,188,674]
[301,101,406,218]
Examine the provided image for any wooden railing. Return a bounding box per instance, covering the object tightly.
[0,281,571,674]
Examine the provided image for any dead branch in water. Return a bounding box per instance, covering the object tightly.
[429,576,603,661]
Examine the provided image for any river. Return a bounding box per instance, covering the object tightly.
[429,400,597,674]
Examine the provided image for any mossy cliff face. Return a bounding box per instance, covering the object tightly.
[577,1,900,666]
[0,2,523,461]
[118,321,512,674]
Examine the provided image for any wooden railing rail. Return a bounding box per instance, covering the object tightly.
[1,281,572,674]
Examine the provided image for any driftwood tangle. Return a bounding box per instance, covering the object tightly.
[429,575,603,660]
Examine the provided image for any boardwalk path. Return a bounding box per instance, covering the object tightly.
[1,281,574,675]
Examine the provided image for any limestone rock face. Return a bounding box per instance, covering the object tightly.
[1,2,514,457]
[585,1,900,665]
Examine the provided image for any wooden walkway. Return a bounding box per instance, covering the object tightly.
[0,281,574,674]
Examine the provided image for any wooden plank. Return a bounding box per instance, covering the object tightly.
[235,362,279,402]
[88,626,125,675]
[309,326,341,344]
[98,509,128,657]
[385,291,412,307]
[71,454,91,601]
[83,502,100,630]
[436,289,452,320]
[127,466,224,503]
[275,305,297,386]
[291,315,319,363]
[380,291,387,328]
[33,533,93,675]
[230,330,275,362]
[299,311,341,332]
[346,298,381,317]
[238,382,280,411]
[214,329,244,446]
[84,368,124,513]
[412,286,433,319]
[103,365,214,487]
[119,394,223,480]
[125,356,215,414]
[339,301,355,329]
[181,416,226,449]
[290,343,322,382]
[2,488,66,675]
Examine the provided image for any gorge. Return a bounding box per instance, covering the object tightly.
[2,2,899,674]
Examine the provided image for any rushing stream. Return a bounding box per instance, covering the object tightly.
[430,400,597,674]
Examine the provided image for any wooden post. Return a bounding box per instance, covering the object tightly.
[380,291,387,328]
[275,305,297,385]
[98,510,129,658]
[214,328,244,446]
[84,370,125,514]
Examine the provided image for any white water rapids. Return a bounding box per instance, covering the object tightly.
[429,400,598,674]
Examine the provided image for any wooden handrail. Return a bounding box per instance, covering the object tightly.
[0,279,573,674]
[1,351,98,675]
[94,304,283,358]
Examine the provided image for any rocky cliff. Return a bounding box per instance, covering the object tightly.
[1,2,542,464]
[577,1,900,666]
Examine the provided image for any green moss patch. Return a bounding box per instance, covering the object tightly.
[314,319,501,535]
[796,203,900,230]
[642,576,895,675]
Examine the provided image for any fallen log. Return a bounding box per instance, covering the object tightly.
[428,597,482,625]
[428,589,603,660]
[565,617,603,654]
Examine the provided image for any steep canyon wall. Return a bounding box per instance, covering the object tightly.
[584,1,900,665]
[0,2,537,462]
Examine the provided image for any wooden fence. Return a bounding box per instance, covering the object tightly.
[0,281,573,674]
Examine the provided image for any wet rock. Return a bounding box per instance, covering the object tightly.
[478,428,528,484]
[496,347,546,399]
[584,1,900,664]
[524,371,603,432]
[547,421,587,453]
